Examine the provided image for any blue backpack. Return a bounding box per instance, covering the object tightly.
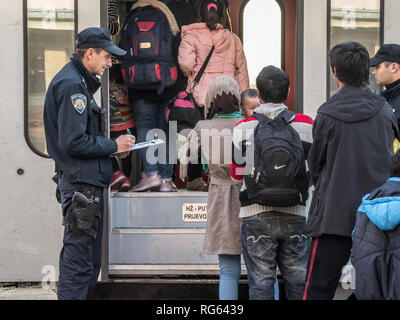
[119,6,178,94]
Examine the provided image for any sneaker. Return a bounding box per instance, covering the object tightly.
[130,173,161,192]
[119,177,131,192]
[110,171,126,191]
[159,179,177,192]
[187,177,208,192]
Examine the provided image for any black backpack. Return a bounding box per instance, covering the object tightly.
[119,6,177,94]
[244,110,309,207]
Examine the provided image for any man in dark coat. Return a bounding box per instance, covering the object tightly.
[44,27,135,299]
[302,41,398,300]
[370,44,400,127]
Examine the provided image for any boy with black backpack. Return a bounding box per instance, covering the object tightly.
[231,66,313,300]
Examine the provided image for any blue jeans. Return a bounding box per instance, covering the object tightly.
[242,211,311,300]
[218,254,241,300]
[132,98,173,179]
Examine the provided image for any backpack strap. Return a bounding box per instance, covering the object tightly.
[252,112,271,123]
[276,109,296,124]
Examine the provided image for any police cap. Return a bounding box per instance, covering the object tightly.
[75,27,126,56]
[370,44,400,67]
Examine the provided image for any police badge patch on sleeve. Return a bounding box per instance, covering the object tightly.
[71,94,87,114]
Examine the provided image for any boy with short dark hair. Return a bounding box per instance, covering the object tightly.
[231,66,313,300]
[303,41,398,300]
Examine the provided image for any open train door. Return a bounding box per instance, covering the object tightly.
[105,0,304,280]
[101,1,304,299]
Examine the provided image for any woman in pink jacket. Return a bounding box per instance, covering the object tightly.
[178,0,249,110]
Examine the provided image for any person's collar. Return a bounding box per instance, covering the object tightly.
[254,102,287,113]
[71,54,101,94]
[385,77,400,90]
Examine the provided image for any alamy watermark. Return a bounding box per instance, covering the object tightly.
[142,121,256,173]
[341,6,357,30]
[340,264,356,290]
[41,265,57,290]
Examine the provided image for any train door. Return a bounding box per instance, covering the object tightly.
[104,0,301,280]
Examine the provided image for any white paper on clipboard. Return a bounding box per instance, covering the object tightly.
[113,139,165,155]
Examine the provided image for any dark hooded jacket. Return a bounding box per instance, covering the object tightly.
[306,85,398,238]
[351,178,400,300]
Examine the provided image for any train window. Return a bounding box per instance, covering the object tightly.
[328,0,383,97]
[241,0,283,88]
[24,0,77,157]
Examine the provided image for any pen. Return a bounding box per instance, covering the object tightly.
[127,129,131,135]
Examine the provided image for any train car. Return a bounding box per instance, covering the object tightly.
[1,0,399,297]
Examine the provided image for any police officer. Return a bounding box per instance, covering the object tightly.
[371,44,400,125]
[43,27,135,300]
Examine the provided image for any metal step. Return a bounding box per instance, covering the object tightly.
[109,191,221,275]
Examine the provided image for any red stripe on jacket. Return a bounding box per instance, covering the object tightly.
[294,114,313,125]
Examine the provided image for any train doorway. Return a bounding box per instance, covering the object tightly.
[103,0,302,281]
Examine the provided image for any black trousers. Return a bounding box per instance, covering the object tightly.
[302,234,353,300]
[57,176,104,300]
[187,151,203,182]
[187,163,203,182]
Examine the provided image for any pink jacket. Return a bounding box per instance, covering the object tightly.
[178,23,249,107]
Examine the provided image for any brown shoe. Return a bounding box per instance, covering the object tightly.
[130,173,161,192]
[187,177,208,192]
[159,179,177,192]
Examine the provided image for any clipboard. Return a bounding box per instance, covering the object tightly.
[112,139,165,155]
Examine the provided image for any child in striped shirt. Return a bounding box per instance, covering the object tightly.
[109,64,136,192]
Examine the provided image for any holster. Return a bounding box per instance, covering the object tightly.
[70,187,101,238]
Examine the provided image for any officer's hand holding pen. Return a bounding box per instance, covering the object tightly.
[115,134,135,159]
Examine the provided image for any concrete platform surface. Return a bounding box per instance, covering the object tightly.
[0,285,57,300]
[0,282,353,300]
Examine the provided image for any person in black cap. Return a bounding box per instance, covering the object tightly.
[371,44,400,124]
[43,27,135,300]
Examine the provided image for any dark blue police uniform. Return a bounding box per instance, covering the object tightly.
[370,44,400,128]
[43,28,126,300]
